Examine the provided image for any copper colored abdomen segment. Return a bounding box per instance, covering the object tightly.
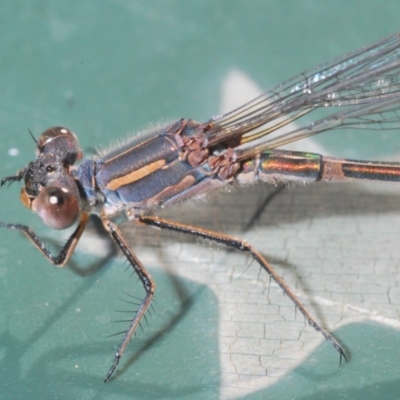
[236,150,323,185]
[236,150,400,185]
[322,157,400,182]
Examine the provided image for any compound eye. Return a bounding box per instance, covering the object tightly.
[37,127,82,165]
[35,186,80,230]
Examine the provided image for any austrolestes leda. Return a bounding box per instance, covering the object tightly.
[2,32,400,381]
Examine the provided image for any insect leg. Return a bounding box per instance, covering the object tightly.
[102,219,155,382]
[0,212,89,266]
[139,215,347,363]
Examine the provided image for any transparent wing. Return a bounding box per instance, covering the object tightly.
[238,95,400,157]
[204,33,400,156]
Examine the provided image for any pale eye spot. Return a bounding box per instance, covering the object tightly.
[61,187,69,193]
[60,128,68,134]
[49,195,59,205]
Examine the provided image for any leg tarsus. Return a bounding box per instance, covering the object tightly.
[104,352,121,382]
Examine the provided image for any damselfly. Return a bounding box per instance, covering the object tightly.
[2,33,400,381]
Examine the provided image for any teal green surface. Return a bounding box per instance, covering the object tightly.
[243,322,400,400]
[1,1,400,399]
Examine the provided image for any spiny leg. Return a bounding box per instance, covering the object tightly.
[139,215,347,363]
[0,212,89,266]
[102,219,155,382]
